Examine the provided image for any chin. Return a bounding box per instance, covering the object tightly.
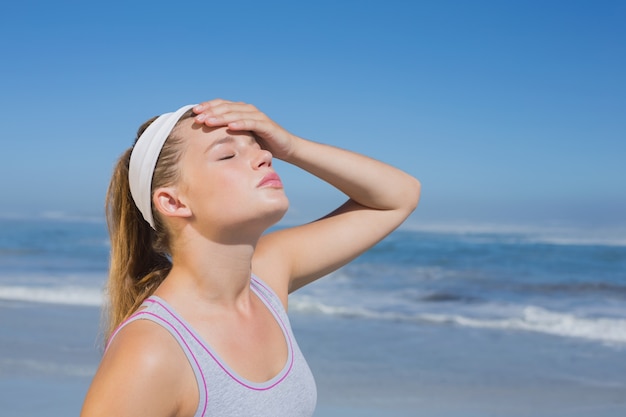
[264,199,289,225]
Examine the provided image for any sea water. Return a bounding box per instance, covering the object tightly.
[1,216,625,416]
[294,228,626,347]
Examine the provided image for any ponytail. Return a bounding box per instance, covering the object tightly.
[104,111,193,341]
[104,146,171,340]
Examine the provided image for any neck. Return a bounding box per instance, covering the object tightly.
[156,226,260,309]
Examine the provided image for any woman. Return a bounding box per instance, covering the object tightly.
[81,99,420,416]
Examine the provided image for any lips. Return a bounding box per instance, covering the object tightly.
[258,172,283,188]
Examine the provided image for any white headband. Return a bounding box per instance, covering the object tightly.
[129,104,196,229]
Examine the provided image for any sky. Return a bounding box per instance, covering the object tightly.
[0,0,624,234]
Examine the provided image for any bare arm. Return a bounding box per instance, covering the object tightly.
[262,136,420,292]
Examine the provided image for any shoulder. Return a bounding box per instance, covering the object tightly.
[81,318,197,417]
[106,318,184,374]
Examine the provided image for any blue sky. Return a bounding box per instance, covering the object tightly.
[0,0,624,232]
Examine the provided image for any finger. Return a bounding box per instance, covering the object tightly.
[194,105,256,126]
[192,101,238,124]
[204,102,259,118]
[227,117,274,134]
[196,109,267,128]
[193,98,231,113]
[194,100,256,115]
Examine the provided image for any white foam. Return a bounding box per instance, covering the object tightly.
[421,306,626,345]
[0,285,103,306]
[289,297,626,345]
[403,222,626,247]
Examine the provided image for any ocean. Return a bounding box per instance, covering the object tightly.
[1,216,625,416]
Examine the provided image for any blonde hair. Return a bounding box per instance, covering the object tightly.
[103,110,194,340]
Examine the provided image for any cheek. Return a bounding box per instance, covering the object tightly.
[186,168,246,209]
[209,170,246,197]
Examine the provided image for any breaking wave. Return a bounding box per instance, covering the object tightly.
[0,285,103,307]
[290,297,626,345]
[3,283,625,346]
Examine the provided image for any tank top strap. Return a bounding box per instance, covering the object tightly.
[250,274,288,317]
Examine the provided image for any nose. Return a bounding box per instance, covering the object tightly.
[254,148,273,169]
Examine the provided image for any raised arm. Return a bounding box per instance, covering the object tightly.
[192,100,421,298]
[265,136,420,290]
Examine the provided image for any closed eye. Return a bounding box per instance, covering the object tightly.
[218,154,235,161]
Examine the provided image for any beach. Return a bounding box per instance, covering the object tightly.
[1,217,625,416]
[1,300,625,416]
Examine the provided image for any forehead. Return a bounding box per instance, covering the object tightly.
[176,118,255,146]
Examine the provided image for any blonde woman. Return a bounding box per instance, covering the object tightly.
[81,99,420,416]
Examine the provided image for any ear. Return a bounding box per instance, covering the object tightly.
[153,187,192,220]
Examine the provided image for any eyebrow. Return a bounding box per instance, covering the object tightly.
[204,136,235,154]
[204,135,257,154]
